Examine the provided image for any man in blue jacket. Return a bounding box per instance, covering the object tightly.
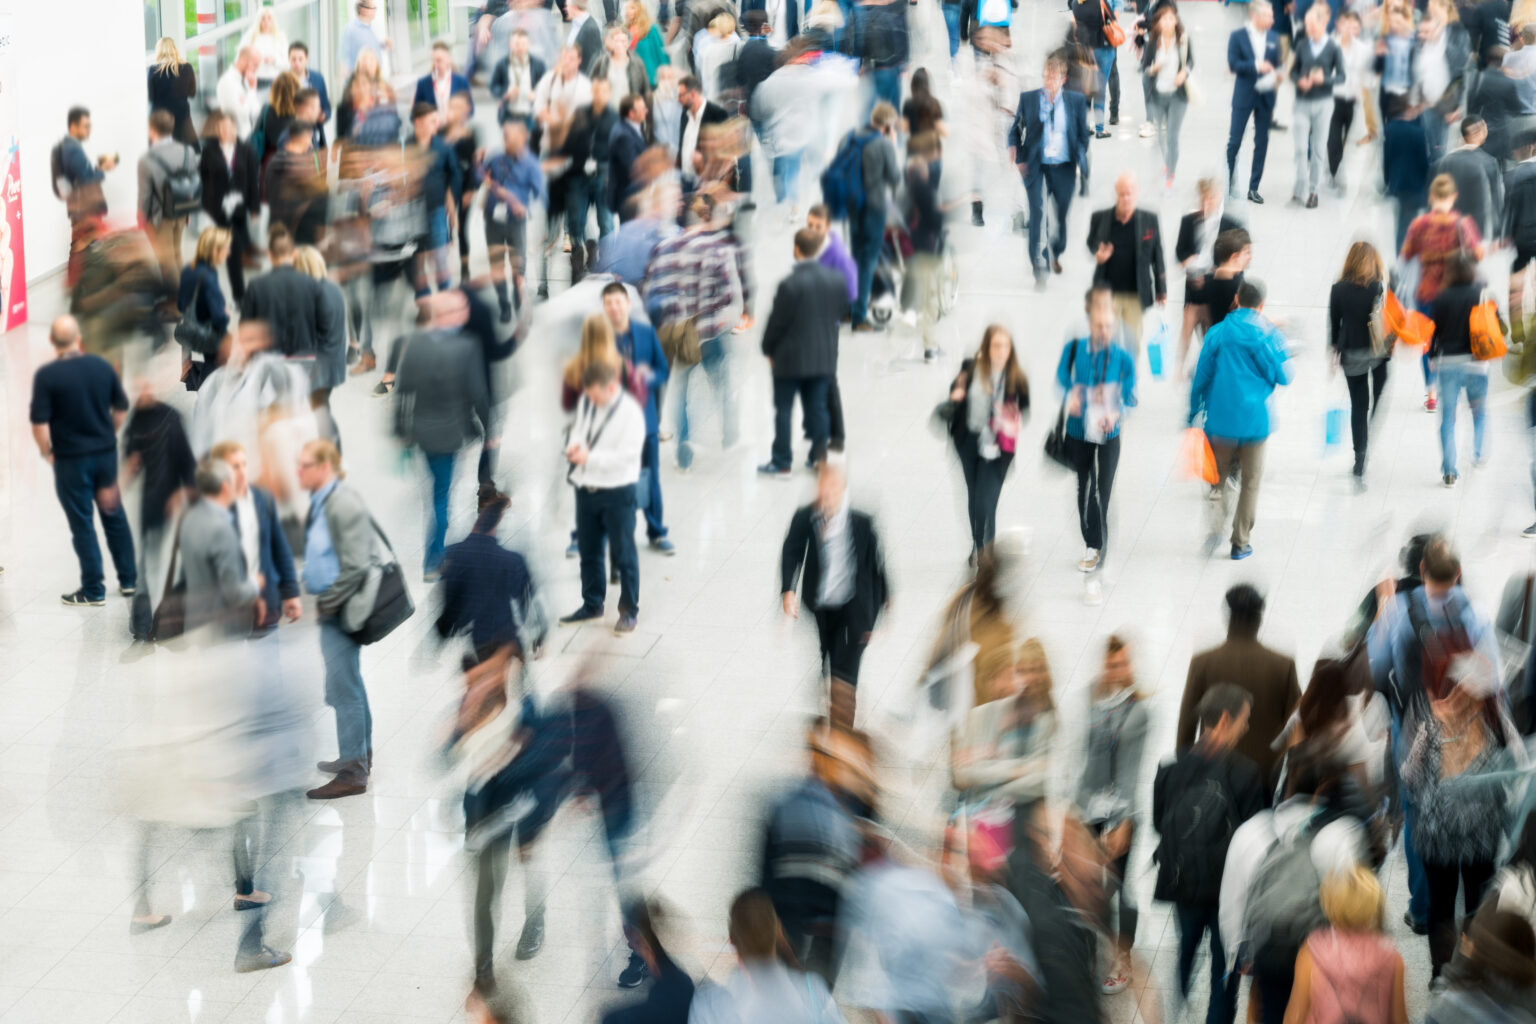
[1008,54,1091,290]
[413,41,474,117]
[603,282,673,554]
[211,440,302,635]
[1188,278,1292,560]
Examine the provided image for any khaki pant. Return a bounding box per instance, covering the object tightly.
[1112,292,1145,354]
[1208,438,1265,548]
[147,217,186,292]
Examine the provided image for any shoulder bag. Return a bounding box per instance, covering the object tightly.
[148,518,189,642]
[348,515,415,645]
[1100,0,1126,49]
[173,278,222,356]
[1043,341,1079,470]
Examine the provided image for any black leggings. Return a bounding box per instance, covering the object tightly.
[1328,98,1356,178]
[1344,362,1388,462]
[1070,433,1121,556]
[957,443,1013,553]
[1425,859,1496,976]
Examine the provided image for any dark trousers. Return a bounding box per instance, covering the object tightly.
[639,431,666,540]
[1327,97,1355,178]
[850,204,885,325]
[1226,91,1274,192]
[1426,859,1496,975]
[1344,362,1388,464]
[1175,902,1238,1024]
[814,602,867,685]
[576,484,639,615]
[1024,162,1076,269]
[781,912,842,989]
[828,378,845,447]
[1252,962,1294,1024]
[1069,433,1120,555]
[957,443,1012,552]
[473,831,514,969]
[53,451,137,600]
[223,211,253,303]
[772,375,831,469]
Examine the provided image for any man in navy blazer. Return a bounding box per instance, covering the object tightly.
[414,41,474,119]
[288,43,332,148]
[1007,53,1091,289]
[211,441,302,635]
[1226,0,1284,204]
[602,282,674,552]
[609,95,650,220]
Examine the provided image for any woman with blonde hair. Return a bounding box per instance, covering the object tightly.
[292,246,347,442]
[179,226,233,348]
[148,37,198,145]
[1329,241,1388,486]
[625,0,670,86]
[1282,866,1407,1024]
[697,11,742,100]
[240,6,290,85]
[562,315,623,410]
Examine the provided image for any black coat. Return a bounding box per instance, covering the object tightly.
[240,265,325,359]
[1173,210,1243,265]
[1469,67,1520,165]
[1151,747,1264,905]
[736,37,778,104]
[198,138,260,225]
[1087,207,1167,309]
[781,504,889,634]
[760,260,849,379]
[677,99,729,172]
[608,119,648,214]
[148,64,199,146]
[574,16,604,75]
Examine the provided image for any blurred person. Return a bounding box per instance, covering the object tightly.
[264,117,329,245]
[137,109,198,298]
[288,42,331,149]
[609,94,650,222]
[943,325,1029,564]
[406,102,462,299]
[340,0,391,75]
[780,461,890,727]
[415,40,473,119]
[1071,0,1118,136]
[534,44,594,153]
[197,110,259,303]
[254,70,300,170]
[1178,584,1301,788]
[1226,0,1283,204]
[561,357,645,634]
[210,440,302,635]
[758,228,848,475]
[1498,576,1536,731]
[1426,249,1492,487]
[299,439,380,799]
[604,899,695,1016]
[1282,866,1408,1024]
[178,457,261,637]
[284,246,345,449]
[1288,4,1346,210]
[1201,228,1252,333]
[1402,175,1484,413]
[1188,278,1293,560]
[70,220,164,371]
[241,7,290,85]
[922,542,1022,716]
[1330,241,1390,487]
[651,66,683,158]
[847,102,899,329]
[694,11,741,104]
[392,290,492,581]
[1154,683,1263,1024]
[217,47,264,141]
[735,12,776,133]
[950,638,1056,811]
[1437,117,1504,242]
[688,889,842,1023]
[121,370,196,638]
[1468,814,1536,942]
[1327,12,1375,190]
[436,491,546,665]
[334,47,388,143]
[599,25,649,107]
[625,0,668,86]
[1469,47,1520,167]
[806,205,857,306]
[1075,634,1148,995]
[562,74,618,279]
[29,315,137,607]
[482,118,545,321]
[442,93,482,283]
[752,39,821,219]
[1504,135,1536,355]
[903,131,958,364]
[241,223,330,368]
[1173,179,1242,374]
[1384,106,1432,254]
[1008,54,1090,291]
[1141,4,1192,190]
[1056,285,1137,574]
[147,38,198,146]
[1416,0,1473,164]
[568,0,605,73]
[179,226,233,349]
[1088,171,1167,346]
[603,282,672,553]
[491,29,546,128]
[1426,906,1536,1023]
[675,74,727,193]
[53,106,116,287]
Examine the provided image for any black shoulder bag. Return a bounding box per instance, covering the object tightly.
[1043,340,1079,470]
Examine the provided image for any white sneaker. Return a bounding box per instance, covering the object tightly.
[1078,549,1100,572]
[1138,121,1154,138]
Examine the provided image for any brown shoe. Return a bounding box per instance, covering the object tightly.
[350,352,376,375]
[317,755,371,774]
[307,773,368,800]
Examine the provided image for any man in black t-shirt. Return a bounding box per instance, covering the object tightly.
[28,315,137,606]
[1087,172,1167,352]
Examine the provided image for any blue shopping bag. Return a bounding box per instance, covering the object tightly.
[1144,314,1168,380]
[1324,407,1346,446]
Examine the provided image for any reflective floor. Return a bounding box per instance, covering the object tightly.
[4,4,1536,1021]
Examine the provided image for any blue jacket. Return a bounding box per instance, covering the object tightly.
[1006,88,1090,179]
[304,69,332,147]
[177,261,229,337]
[436,531,543,655]
[412,72,473,115]
[1055,335,1138,441]
[1188,307,1293,442]
[414,134,462,210]
[614,319,669,434]
[1227,26,1282,109]
[250,484,300,632]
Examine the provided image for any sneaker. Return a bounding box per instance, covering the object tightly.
[1424,393,1437,413]
[757,462,792,478]
[650,538,676,555]
[559,606,603,625]
[614,613,638,635]
[371,379,394,397]
[423,569,442,584]
[1138,121,1154,138]
[120,585,137,597]
[1101,968,1130,994]
[1231,544,1254,561]
[1078,549,1100,572]
[565,539,580,559]
[924,348,938,363]
[235,945,293,973]
[61,590,105,607]
[1443,473,1458,488]
[1522,522,1536,539]
[618,951,650,988]
[1095,128,1112,139]
[515,908,545,960]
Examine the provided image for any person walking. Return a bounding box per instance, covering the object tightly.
[1427,250,1493,487]
[758,229,850,476]
[1056,284,1138,574]
[291,246,347,448]
[1226,0,1283,204]
[340,0,391,75]
[1153,684,1264,1024]
[848,102,900,331]
[1402,176,1484,414]
[288,42,332,151]
[197,111,260,305]
[1289,3,1346,209]
[29,315,137,607]
[1188,278,1293,560]
[780,461,891,727]
[1505,136,1536,354]
[209,441,303,636]
[482,119,545,322]
[602,282,673,555]
[688,890,844,1024]
[148,38,198,147]
[1327,11,1374,191]
[137,110,199,297]
[1087,171,1167,347]
[1174,179,1242,373]
[299,439,379,800]
[177,458,261,638]
[1072,0,1119,137]
[1438,117,1504,247]
[944,325,1029,564]
[1141,4,1193,190]
[179,226,233,354]
[1281,867,1408,1024]
[1008,54,1091,290]
[1329,241,1390,486]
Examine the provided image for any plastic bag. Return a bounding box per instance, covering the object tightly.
[1144,313,1169,380]
[1325,407,1346,447]
[1179,427,1219,485]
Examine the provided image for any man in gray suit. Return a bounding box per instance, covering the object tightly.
[179,458,259,638]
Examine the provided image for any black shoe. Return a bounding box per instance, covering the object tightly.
[614,613,637,635]
[1095,128,1112,139]
[1404,911,1429,936]
[971,202,984,227]
[499,306,513,324]
[757,462,792,478]
[515,908,545,960]
[1109,113,1119,125]
[1306,194,1319,209]
[560,606,603,625]
[536,283,549,300]
[235,945,293,972]
[618,951,650,988]
[1271,120,1288,132]
[1052,258,1063,275]
[1247,190,1264,205]
[61,590,105,607]
[474,961,496,993]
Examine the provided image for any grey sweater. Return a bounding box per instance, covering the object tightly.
[1075,689,1150,827]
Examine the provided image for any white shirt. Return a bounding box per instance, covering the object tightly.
[534,70,593,126]
[217,67,261,140]
[233,493,260,584]
[680,104,704,182]
[1248,26,1277,92]
[1154,38,1180,94]
[433,71,452,115]
[1338,36,1375,99]
[569,390,644,489]
[1416,29,1451,106]
[815,498,856,608]
[504,58,536,115]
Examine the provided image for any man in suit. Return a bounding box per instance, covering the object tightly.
[609,94,650,220]
[1469,48,1521,166]
[602,282,673,553]
[1008,53,1091,291]
[1436,115,1505,240]
[198,111,260,303]
[568,0,605,75]
[211,441,302,635]
[1087,171,1167,346]
[1226,0,1284,204]
[490,28,546,128]
[179,459,260,639]
[288,42,331,149]
[241,224,328,363]
[759,229,851,476]
[1175,583,1300,792]
[414,40,474,119]
[780,461,891,727]
[676,75,728,191]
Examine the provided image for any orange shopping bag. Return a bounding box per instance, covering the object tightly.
[1180,427,1219,485]
[1383,290,1434,349]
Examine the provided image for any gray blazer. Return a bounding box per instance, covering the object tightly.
[1437,145,1504,242]
[314,481,382,630]
[178,496,258,635]
[392,328,491,455]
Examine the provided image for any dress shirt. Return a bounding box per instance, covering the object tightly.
[680,105,703,180]
[433,71,452,114]
[483,150,547,220]
[216,67,260,139]
[1039,89,1068,163]
[814,498,856,608]
[504,58,536,117]
[340,18,382,74]
[302,479,342,594]
[233,493,260,583]
[1338,37,1374,99]
[1248,26,1277,91]
[1417,30,1451,106]
[569,390,645,489]
[534,71,593,128]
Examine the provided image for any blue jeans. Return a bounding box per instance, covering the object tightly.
[1092,48,1117,130]
[850,204,885,325]
[575,484,639,614]
[424,450,455,573]
[772,375,831,468]
[941,3,961,57]
[1437,363,1489,476]
[320,616,371,767]
[564,174,592,246]
[675,336,735,469]
[640,431,666,540]
[1175,902,1237,1024]
[867,67,902,120]
[1390,712,1430,924]
[52,451,136,600]
[590,167,614,239]
[772,151,804,205]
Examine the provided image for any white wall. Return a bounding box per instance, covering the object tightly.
[13,0,149,283]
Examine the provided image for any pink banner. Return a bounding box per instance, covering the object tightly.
[0,19,25,330]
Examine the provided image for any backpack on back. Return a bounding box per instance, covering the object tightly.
[1242,816,1326,975]
[1405,589,1474,711]
[150,146,203,220]
[50,139,68,200]
[1153,765,1239,904]
[820,129,875,220]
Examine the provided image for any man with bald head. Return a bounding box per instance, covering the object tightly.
[1087,172,1166,347]
[217,46,264,140]
[29,315,137,606]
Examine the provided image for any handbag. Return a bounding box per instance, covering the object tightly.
[1469,287,1508,361]
[1368,287,1391,357]
[173,279,221,356]
[1043,341,1078,470]
[659,317,702,368]
[149,520,188,642]
[1100,0,1126,48]
[347,517,415,646]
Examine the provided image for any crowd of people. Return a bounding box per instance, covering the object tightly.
[25,0,1536,1018]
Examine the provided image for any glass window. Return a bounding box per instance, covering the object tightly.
[183,0,252,39]
[427,0,448,41]
[405,0,426,56]
[145,0,162,53]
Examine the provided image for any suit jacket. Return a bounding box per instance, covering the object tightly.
[179,496,259,637]
[1176,629,1301,783]
[1005,88,1090,180]
[1469,66,1520,164]
[412,71,474,115]
[614,318,669,432]
[608,118,648,214]
[311,480,379,627]
[198,137,260,224]
[393,328,492,454]
[574,16,604,75]
[781,504,890,635]
[736,36,778,103]
[760,260,849,379]
[1227,26,1282,109]
[1087,207,1167,309]
[677,100,729,172]
[249,484,300,631]
[490,53,548,122]
[240,265,325,359]
[1437,145,1504,239]
[435,531,544,655]
[1174,210,1243,265]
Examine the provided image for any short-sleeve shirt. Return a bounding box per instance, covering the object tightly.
[29,354,127,458]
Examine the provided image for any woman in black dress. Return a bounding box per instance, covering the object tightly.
[147,38,198,146]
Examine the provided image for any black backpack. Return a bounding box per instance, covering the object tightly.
[150,146,202,220]
[50,140,67,199]
[1153,761,1239,904]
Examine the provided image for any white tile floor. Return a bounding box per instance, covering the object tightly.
[4,3,1536,1021]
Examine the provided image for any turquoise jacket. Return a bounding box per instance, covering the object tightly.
[1188,308,1293,442]
[1055,335,1138,442]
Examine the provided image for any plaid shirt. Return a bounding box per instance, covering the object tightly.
[642,227,742,341]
